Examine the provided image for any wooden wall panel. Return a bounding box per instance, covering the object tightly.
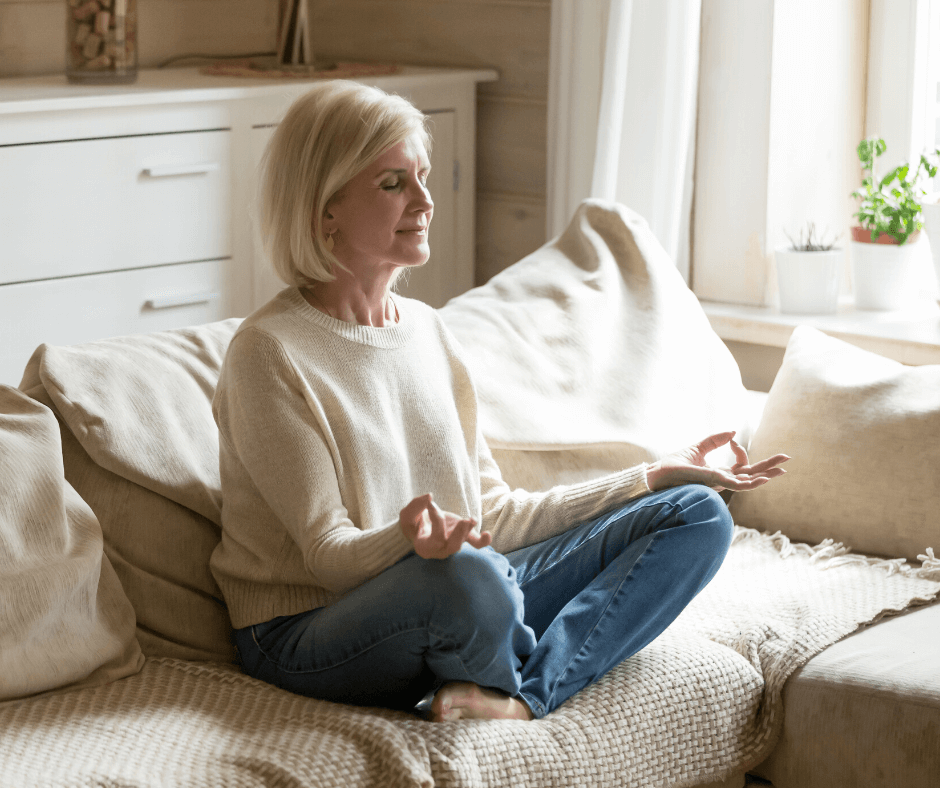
[308,0,550,101]
[0,0,276,77]
[0,0,65,76]
[477,94,547,197]
[139,0,277,68]
[476,192,547,285]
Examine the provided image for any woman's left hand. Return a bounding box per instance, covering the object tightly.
[645,431,789,493]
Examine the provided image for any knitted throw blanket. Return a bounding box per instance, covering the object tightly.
[2,527,936,788]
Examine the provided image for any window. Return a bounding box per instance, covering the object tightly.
[926,0,940,192]
[691,0,939,308]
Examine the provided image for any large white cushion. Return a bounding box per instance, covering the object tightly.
[440,199,749,490]
[729,325,940,561]
[0,386,143,700]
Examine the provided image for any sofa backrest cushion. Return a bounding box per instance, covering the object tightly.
[440,199,750,489]
[20,320,242,663]
[729,325,940,562]
[31,320,242,522]
[0,386,144,699]
[50,387,234,662]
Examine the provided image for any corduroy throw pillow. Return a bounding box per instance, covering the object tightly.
[0,386,143,699]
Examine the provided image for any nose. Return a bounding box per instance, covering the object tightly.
[410,179,433,217]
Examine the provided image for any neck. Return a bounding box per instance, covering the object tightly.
[302,271,400,327]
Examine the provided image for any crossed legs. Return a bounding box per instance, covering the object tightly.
[233,485,733,720]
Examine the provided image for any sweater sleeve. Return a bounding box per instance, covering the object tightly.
[216,328,414,595]
[476,430,652,555]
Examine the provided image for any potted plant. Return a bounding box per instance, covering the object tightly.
[849,137,940,310]
[775,222,843,314]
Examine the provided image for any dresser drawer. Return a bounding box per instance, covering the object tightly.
[0,130,231,285]
[0,260,228,386]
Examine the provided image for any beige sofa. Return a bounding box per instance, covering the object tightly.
[1,202,936,787]
[732,326,940,788]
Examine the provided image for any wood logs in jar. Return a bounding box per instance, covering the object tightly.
[66,0,137,83]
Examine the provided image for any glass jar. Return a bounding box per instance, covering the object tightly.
[66,0,138,84]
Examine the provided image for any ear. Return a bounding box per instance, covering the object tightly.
[312,209,337,238]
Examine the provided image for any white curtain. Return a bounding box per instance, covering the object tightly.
[547,0,702,280]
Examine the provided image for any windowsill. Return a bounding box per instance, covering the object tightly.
[701,297,940,365]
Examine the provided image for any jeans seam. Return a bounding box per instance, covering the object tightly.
[544,528,662,710]
[517,689,546,719]
[250,621,434,677]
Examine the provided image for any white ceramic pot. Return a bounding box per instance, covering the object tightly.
[775,247,842,314]
[850,231,923,311]
[922,201,940,305]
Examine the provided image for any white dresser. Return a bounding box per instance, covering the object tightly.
[0,65,497,385]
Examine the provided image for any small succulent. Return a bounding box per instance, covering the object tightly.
[784,222,841,252]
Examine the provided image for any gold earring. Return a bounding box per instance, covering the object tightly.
[325,233,334,252]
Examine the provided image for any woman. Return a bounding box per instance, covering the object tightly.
[210,81,788,723]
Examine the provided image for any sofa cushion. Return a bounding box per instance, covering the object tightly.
[729,325,940,562]
[753,600,940,788]
[20,320,242,663]
[47,387,234,662]
[27,319,241,522]
[440,199,750,490]
[0,385,143,700]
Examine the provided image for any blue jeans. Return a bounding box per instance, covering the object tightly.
[234,485,733,718]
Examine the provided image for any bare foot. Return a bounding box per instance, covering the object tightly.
[430,682,533,722]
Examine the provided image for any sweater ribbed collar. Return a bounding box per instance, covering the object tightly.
[286,287,419,349]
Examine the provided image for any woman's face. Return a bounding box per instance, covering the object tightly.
[324,133,434,277]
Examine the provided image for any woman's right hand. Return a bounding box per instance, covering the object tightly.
[399,493,492,559]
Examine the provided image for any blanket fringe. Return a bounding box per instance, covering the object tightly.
[732,527,940,581]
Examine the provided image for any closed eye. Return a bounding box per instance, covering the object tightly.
[381,173,430,192]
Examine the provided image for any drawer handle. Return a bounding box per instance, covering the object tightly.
[144,291,220,310]
[141,163,220,178]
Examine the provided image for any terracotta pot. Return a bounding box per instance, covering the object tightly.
[850,226,921,245]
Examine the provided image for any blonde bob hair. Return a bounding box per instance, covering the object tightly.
[257,81,431,287]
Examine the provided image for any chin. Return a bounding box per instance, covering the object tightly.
[405,248,431,267]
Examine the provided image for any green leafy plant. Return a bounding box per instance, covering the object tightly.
[784,222,841,252]
[851,136,940,245]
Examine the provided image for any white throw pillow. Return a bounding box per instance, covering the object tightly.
[440,199,749,489]
[0,386,143,700]
[729,326,939,561]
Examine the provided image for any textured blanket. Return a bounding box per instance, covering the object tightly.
[2,528,936,788]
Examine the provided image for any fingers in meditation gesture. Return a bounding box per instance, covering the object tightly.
[399,493,492,559]
[646,431,790,493]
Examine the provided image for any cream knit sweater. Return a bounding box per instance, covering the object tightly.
[211,287,651,629]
